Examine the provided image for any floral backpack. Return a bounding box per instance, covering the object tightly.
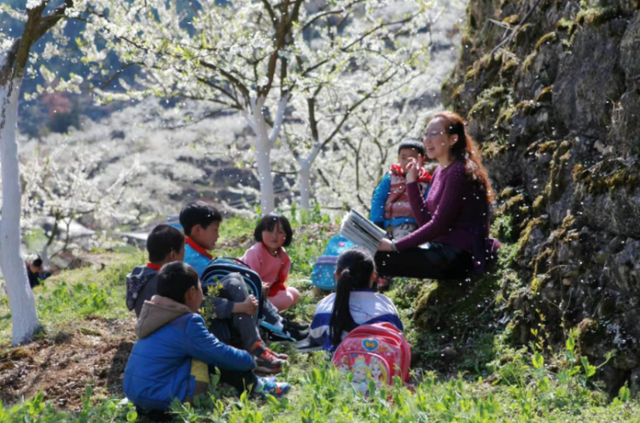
[331,323,411,394]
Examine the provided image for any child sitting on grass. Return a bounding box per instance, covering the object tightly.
[242,213,300,312]
[180,201,287,373]
[126,224,185,317]
[309,248,403,351]
[123,262,290,413]
[242,212,310,340]
[370,140,432,240]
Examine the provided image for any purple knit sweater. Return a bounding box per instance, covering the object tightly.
[394,161,499,274]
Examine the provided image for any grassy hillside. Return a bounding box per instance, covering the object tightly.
[1,216,639,422]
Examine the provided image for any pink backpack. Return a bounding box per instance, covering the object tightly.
[331,323,411,393]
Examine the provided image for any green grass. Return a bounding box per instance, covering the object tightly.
[0,249,146,343]
[2,215,640,422]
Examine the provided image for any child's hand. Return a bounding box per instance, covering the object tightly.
[234,295,259,315]
[262,282,270,295]
[405,157,423,183]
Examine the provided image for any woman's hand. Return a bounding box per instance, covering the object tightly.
[378,238,393,252]
[405,157,423,183]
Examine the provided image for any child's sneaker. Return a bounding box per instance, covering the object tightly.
[255,348,286,374]
[252,377,291,400]
[265,347,289,360]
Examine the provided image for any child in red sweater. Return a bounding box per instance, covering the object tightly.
[242,213,300,311]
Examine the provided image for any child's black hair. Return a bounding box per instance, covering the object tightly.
[329,248,376,347]
[397,140,425,157]
[179,201,222,237]
[147,224,185,263]
[156,262,199,304]
[254,212,293,248]
[31,257,43,268]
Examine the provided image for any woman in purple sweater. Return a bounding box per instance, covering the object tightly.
[376,111,500,280]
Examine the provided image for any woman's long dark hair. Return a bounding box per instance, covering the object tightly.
[329,248,375,347]
[431,111,495,202]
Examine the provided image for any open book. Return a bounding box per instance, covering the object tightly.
[339,209,386,255]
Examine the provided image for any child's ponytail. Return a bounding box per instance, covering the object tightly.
[329,248,375,347]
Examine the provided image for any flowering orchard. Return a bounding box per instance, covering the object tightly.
[57,0,438,213]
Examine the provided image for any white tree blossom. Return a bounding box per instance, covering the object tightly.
[15,142,141,265]
[64,0,436,213]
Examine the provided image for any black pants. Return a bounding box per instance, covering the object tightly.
[137,369,257,420]
[218,368,257,394]
[375,243,472,280]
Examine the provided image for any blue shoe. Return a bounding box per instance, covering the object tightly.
[252,377,291,400]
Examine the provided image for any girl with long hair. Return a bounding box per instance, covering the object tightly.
[308,248,403,350]
[377,111,500,280]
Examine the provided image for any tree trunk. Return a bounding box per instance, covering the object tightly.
[297,142,323,211]
[255,136,275,215]
[250,96,275,215]
[0,75,39,346]
[298,159,312,211]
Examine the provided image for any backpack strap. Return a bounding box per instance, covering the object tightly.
[213,256,251,269]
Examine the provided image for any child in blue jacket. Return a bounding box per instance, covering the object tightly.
[123,262,290,412]
[370,141,431,240]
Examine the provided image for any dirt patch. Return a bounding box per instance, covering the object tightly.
[0,316,136,410]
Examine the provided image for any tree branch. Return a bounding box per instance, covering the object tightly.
[321,69,399,149]
[196,76,244,109]
[260,0,290,97]
[301,0,365,31]
[200,60,250,103]
[99,62,141,89]
[261,0,277,29]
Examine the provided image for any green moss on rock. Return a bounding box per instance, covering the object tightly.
[495,105,517,128]
[532,194,546,213]
[572,160,640,195]
[516,217,547,260]
[576,6,620,27]
[556,18,577,34]
[502,14,519,25]
[543,141,572,203]
[515,100,538,116]
[535,32,558,51]
[536,86,553,103]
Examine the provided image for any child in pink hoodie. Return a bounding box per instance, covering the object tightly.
[242,213,300,311]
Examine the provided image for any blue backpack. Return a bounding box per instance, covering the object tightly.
[311,235,356,291]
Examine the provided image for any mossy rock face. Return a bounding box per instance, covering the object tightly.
[535,32,558,51]
[468,85,509,136]
[553,21,626,139]
[467,0,502,33]
[413,273,501,336]
[572,159,640,195]
[576,6,621,27]
[441,0,640,390]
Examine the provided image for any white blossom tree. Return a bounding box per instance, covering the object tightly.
[18,142,140,265]
[0,0,72,346]
[62,0,434,213]
[291,89,427,212]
